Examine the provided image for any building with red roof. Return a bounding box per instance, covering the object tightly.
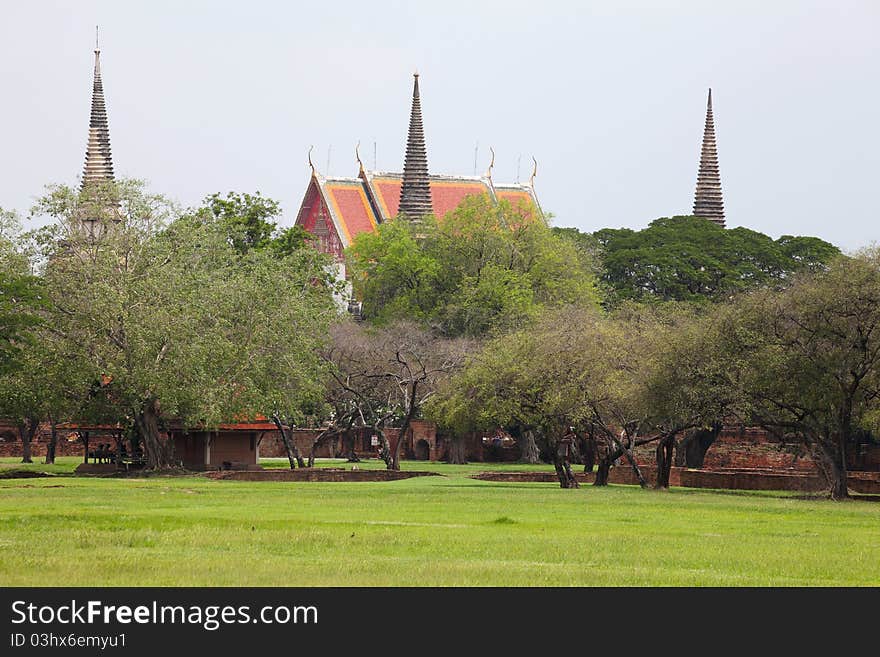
[294,73,541,263]
[295,167,541,262]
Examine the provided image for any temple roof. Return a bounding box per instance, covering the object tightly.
[297,167,541,251]
[492,182,543,215]
[317,176,378,245]
[361,170,498,222]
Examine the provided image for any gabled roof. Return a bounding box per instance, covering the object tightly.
[299,174,380,250]
[319,176,379,246]
[490,182,542,216]
[295,167,542,251]
[360,170,494,222]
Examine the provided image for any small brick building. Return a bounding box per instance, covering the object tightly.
[170,420,277,471]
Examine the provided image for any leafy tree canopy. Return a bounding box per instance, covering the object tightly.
[185,191,312,256]
[719,249,880,499]
[555,216,840,305]
[0,209,45,373]
[346,195,600,337]
[30,180,338,468]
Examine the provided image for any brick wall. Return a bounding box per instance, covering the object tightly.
[628,427,819,473]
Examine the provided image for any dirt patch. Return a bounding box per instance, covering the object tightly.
[0,470,57,480]
[205,468,441,482]
[470,468,653,485]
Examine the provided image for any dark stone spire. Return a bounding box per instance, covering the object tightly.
[81,36,115,191]
[398,73,432,219]
[692,88,725,227]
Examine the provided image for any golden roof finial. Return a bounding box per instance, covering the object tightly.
[529,157,538,188]
[355,141,364,174]
[308,145,317,176]
[485,146,495,179]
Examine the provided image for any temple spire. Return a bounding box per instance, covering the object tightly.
[692,88,725,227]
[398,72,432,219]
[81,29,115,191]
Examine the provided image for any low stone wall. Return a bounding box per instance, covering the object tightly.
[0,439,86,458]
[473,466,880,494]
[205,468,440,482]
[680,468,880,494]
[471,466,681,486]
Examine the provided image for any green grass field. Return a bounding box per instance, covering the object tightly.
[1,457,878,586]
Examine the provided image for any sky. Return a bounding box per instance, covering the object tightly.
[1,0,878,250]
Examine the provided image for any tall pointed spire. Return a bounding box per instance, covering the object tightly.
[692,88,725,227]
[398,72,432,219]
[81,27,115,191]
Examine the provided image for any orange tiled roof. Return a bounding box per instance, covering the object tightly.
[494,185,537,209]
[295,169,541,253]
[321,178,379,244]
[363,172,493,222]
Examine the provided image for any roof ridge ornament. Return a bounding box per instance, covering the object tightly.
[355,141,364,174]
[308,145,317,176]
[485,146,495,179]
[529,156,538,188]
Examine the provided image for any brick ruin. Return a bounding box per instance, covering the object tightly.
[6,419,880,474]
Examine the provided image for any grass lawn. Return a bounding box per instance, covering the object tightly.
[0,457,878,586]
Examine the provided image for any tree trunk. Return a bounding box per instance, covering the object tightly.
[823,435,849,500]
[377,428,394,469]
[445,434,468,464]
[44,417,58,465]
[594,456,612,486]
[390,423,408,471]
[271,415,306,469]
[552,435,579,488]
[579,434,596,473]
[306,428,329,468]
[675,424,721,468]
[654,433,676,489]
[343,430,361,463]
[553,456,579,488]
[519,429,541,464]
[18,416,37,464]
[136,399,172,470]
[389,385,419,471]
[594,442,624,486]
[618,439,648,488]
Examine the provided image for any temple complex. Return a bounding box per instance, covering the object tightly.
[692,88,725,227]
[294,74,541,262]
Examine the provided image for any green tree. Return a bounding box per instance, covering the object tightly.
[323,320,472,471]
[0,209,44,374]
[32,180,338,469]
[431,301,739,488]
[582,216,839,305]
[185,191,314,256]
[723,250,880,499]
[346,195,599,337]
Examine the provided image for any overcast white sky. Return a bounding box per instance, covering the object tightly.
[1,1,877,249]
